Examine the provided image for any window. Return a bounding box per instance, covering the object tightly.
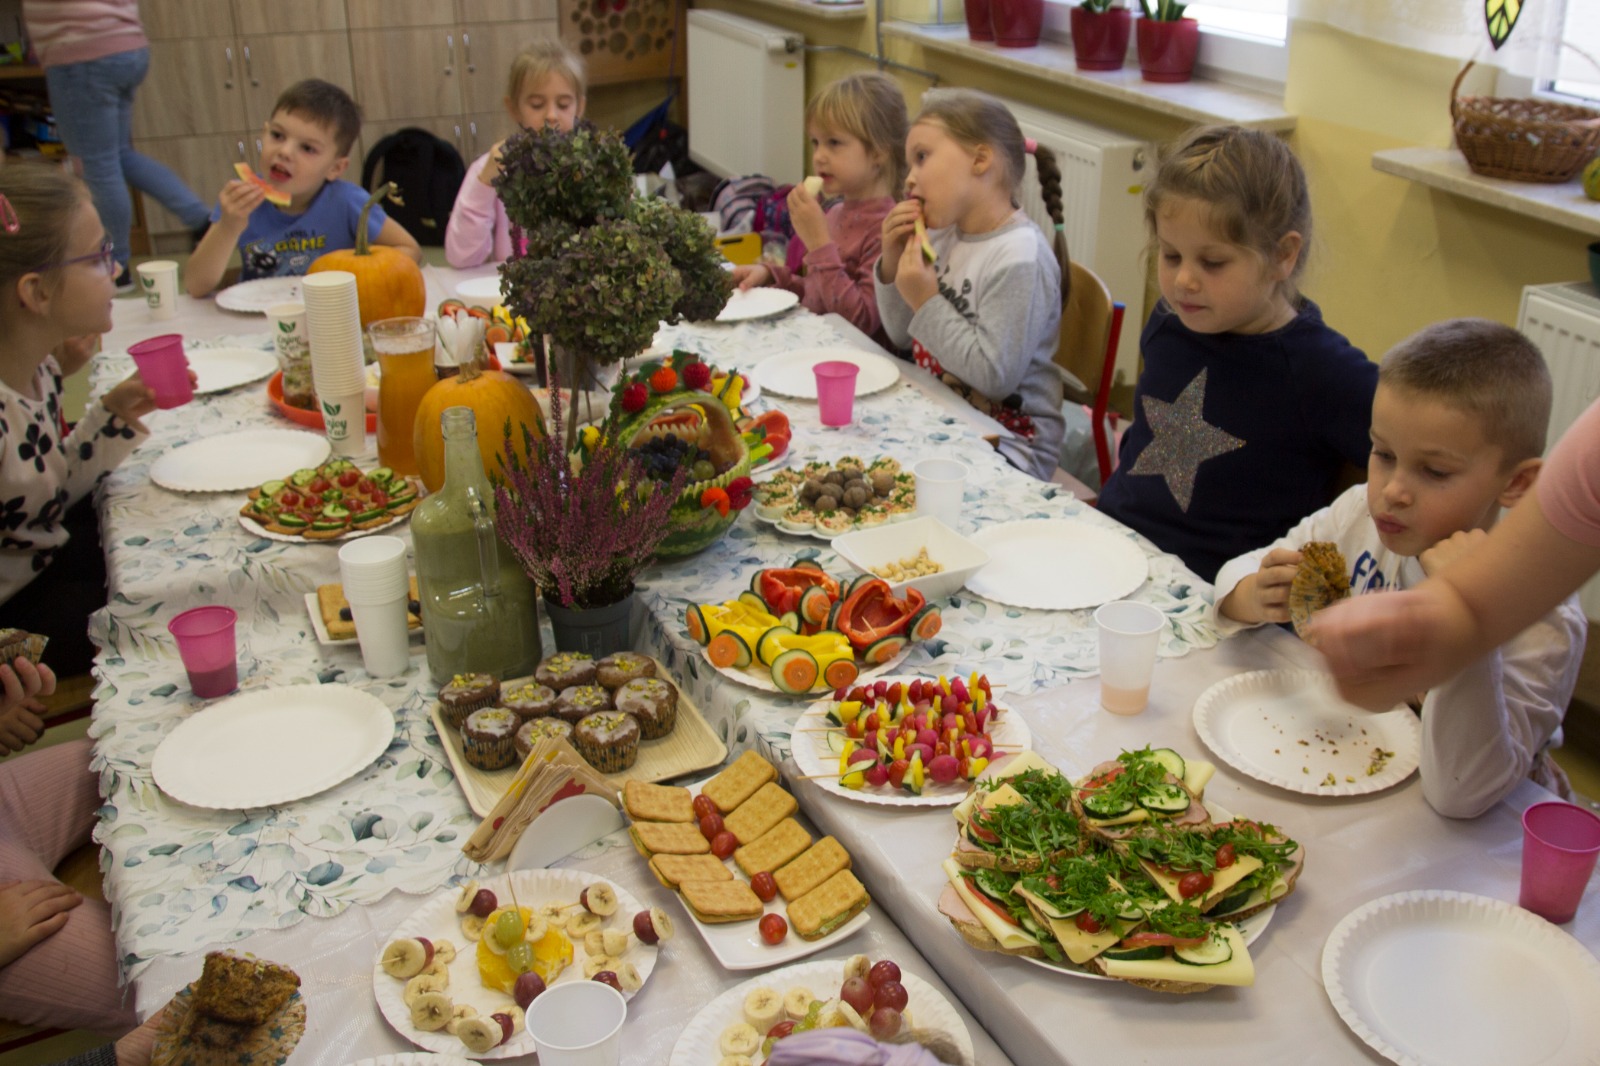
[1184,2,1287,45]
[1042,1,1288,89]
[1551,0,1600,103]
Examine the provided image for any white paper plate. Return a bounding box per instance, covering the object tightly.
[150,429,330,493]
[1192,669,1421,797]
[240,509,409,543]
[1322,890,1600,1066]
[455,274,505,305]
[303,592,422,647]
[963,519,1148,610]
[669,958,972,1066]
[716,287,799,322]
[792,677,1032,807]
[669,775,870,970]
[373,869,657,1058]
[749,347,900,400]
[152,684,394,808]
[215,276,303,313]
[340,1056,476,1066]
[707,641,912,697]
[184,347,279,394]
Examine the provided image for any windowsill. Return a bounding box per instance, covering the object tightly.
[880,21,1294,131]
[1371,147,1600,238]
[731,0,867,19]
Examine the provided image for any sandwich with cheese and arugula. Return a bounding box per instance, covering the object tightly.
[1070,746,1214,841]
[950,753,1085,872]
[1119,819,1304,921]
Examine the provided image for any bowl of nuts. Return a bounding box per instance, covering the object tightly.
[831,515,991,602]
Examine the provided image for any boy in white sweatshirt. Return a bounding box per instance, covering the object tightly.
[1213,318,1585,818]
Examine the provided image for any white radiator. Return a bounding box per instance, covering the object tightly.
[686,10,805,181]
[1518,280,1600,619]
[1003,98,1152,384]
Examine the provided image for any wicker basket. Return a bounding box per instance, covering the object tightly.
[1451,61,1600,183]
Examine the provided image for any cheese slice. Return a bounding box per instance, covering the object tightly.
[954,780,1027,826]
[1140,855,1262,909]
[942,858,1039,952]
[1045,915,1124,965]
[1183,759,1215,797]
[1099,925,1255,987]
[985,750,1058,782]
[1084,807,1149,828]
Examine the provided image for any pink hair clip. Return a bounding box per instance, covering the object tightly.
[1024,137,1038,155]
[0,194,18,235]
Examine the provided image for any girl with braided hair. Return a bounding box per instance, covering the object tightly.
[876,88,1068,479]
[1097,124,1375,581]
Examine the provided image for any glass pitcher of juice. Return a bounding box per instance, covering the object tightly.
[370,316,438,476]
[411,405,542,684]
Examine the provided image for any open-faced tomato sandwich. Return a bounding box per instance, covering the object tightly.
[1070,746,1215,842]
[1118,818,1304,922]
[950,752,1086,873]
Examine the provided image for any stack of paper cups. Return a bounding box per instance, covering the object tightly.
[337,536,411,678]
[303,271,367,457]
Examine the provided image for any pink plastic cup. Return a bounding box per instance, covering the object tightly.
[128,334,192,410]
[167,606,239,699]
[1520,800,1600,923]
[813,360,860,426]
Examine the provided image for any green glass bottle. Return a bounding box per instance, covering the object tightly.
[412,406,542,683]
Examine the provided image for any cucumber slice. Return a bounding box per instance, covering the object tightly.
[907,604,943,641]
[1020,915,1048,938]
[863,634,907,665]
[1082,792,1135,818]
[737,591,767,613]
[708,630,753,670]
[274,514,309,528]
[1026,896,1082,921]
[685,604,711,646]
[351,508,386,524]
[973,868,1015,902]
[756,626,792,666]
[311,520,347,532]
[847,572,878,594]
[289,468,316,486]
[1207,888,1256,917]
[1102,945,1165,962]
[792,559,825,572]
[1147,747,1187,780]
[385,490,417,510]
[250,497,276,514]
[1117,900,1148,921]
[260,480,286,497]
[824,731,849,755]
[1137,782,1191,813]
[771,648,819,694]
[369,466,395,484]
[799,585,832,626]
[778,611,801,632]
[825,598,842,631]
[321,503,350,519]
[1175,933,1234,966]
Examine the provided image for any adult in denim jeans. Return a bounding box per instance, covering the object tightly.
[23,0,208,277]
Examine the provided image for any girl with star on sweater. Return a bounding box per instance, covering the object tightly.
[1096,125,1376,582]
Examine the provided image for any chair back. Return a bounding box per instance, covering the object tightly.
[1056,260,1115,405]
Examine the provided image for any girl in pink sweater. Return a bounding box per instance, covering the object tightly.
[444,40,586,268]
[732,73,908,349]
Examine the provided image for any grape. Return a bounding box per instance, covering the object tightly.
[691,459,716,482]
[513,971,546,1007]
[469,888,498,918]
[873,979,909,1013]
[507,942,534,974]
[493,909,523,949]
[868,960,902,988]
[869,1006,903,1040]
[841,976,875,1014]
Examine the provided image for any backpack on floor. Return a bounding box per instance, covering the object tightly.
[360,127,467,247]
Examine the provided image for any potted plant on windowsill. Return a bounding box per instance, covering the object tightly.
[990,0,1045,47]
[1072,0,1132,71]
[1136,0,1200,83]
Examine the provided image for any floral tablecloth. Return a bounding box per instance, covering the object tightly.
[87,309,1215,982]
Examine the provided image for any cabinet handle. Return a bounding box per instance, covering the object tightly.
[255,138,263,156]
[468,121,478,157]
[444,33,454,76]
[237,141,247,161]
[463,33,474,74]
[454,124,463,155]
[244,44,258,88]
[224,46,234,90]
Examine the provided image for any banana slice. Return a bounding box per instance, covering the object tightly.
[503,1005,525,1031]
[803,175,824,197]
[410,991,454,1031]
[433,939,457,964]
[566,911,602,937]
[584,930,607,956]
[455,880,479,913]
[538,901,570,921]
[648,907,676,943]
[403,970,447,1007]
[720,1022,761,1057]
[522,914,548,945]
[742,986,782,1030]
[446,1002,478,1036]
[582,883,619,916]
[835,1001,868,1032]
[602,929,631,957]
[582,954,616,979]
[422,958,450,981]
[459,915,485,942]
[614,961,643,994]
[842,954,871,982]
[456,1016,503,1054]
[783,987,816,1021]
[381,937,430,979]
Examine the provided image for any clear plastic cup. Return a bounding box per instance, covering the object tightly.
[1094,600,1165,714]
[128,334,193,410]
[813,360,860,426]
[1520,801,1600,923]
[167,606,238,699]
[524,981,627,1066]
[914,458,968,528]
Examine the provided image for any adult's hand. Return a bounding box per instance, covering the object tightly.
[0,879,81,968]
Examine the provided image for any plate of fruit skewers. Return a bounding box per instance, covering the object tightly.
[791,673,1031,807]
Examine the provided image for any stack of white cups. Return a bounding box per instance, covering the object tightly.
[303,271,368,457]
[337,536,412,677]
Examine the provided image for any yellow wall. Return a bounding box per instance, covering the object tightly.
[691,3,1594,362]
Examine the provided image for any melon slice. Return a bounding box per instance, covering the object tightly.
[233,163,292,207]
[913,217,937,264]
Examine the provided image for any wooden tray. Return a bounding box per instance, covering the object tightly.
[432,662,728,818]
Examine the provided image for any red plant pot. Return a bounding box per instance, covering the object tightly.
[965,0,993,41]
[1136,17,1200,82]
[1071,7,1131,71]
[991,0,1044,47]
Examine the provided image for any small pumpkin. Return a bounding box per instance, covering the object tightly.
[413,355,546,493]
[307,182,425,327]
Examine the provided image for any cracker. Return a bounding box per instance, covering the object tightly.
[723,782,796,845]
[787,869,870,941]
[733,818,812,878]
[629,821,711,857]
[648,854,732,890]
[317,578,420,641]
[701,749,777,813]
[623,780,695,823]
[679,878,764,924]
[773,836,851,901]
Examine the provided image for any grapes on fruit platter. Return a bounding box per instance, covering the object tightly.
[724,954,915,1062]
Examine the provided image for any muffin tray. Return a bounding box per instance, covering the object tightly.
[431,659,728,818]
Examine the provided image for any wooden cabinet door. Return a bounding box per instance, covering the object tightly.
[233,0,347,35]
[141,0,235,40]
[132,40,248,138]
[462,111,516,164]
[130,131,255,235]
[346,0,456,29]
[349,28,462,121]
[357,115,470,177]
[457,0,558,22]
[458,20,558,115]
[239,33,356,128]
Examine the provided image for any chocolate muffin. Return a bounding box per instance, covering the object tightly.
[461,707,520,770]
[499,681,558,722]
[572,711,640,773]
[513,717,573,761]
[439,673,500,729]
[535,652,597,690]
[595,652,655,690]
[554,684,612,724]
[615,677,678,740]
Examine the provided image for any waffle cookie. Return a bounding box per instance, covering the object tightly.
[701,750,778,813]
[630,820,711,857]
[773,836,851,902]
[723,782,797,845]
[732,818,812,878]
[648,853,733,890]
[623,780,695,823]
[787,869,870,941]
[316,579,420,641]
[680,878,765,925]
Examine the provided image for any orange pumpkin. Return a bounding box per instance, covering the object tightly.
[307,182,425,327]
[413,358,546,493]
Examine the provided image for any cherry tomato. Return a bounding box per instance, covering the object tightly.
[356,477,376,495]
[369,490,389,508]
[1178,871,1214,899]
[1215,843,1236,869]
[845,718,865,739]
[337,470,361,488]
[711,830,738,859]
[863,712,880,733]
[886,682,903,705]
[1074,911,1103,933]
[692,794,718,820]
[767,1020,795,1041]
[308,477,331,494]
[886,759,909,790]
[699,812,724,841]
[750,871,778,902]
[759,913,787,945]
